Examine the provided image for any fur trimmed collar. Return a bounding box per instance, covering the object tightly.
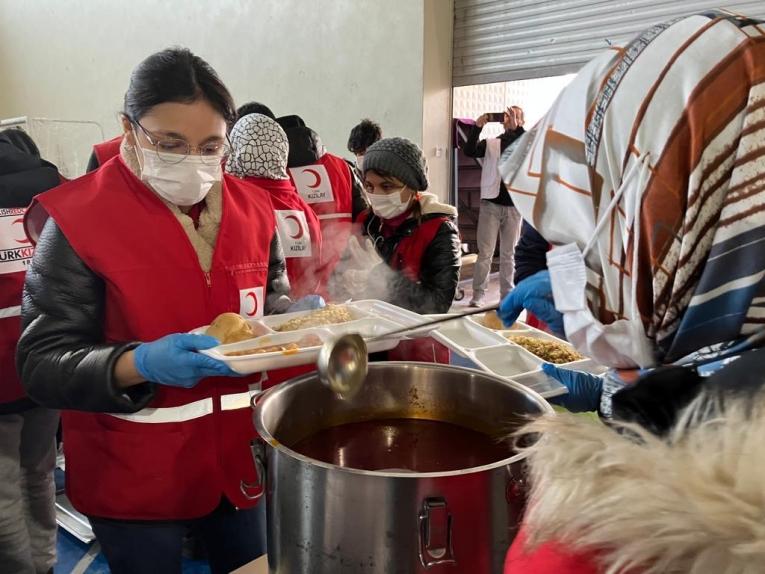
[518,392,765,573]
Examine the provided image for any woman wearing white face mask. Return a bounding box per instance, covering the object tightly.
[341,137,460,315]
[16,48,293,573]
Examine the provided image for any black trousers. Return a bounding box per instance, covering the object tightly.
[89,498,266,574]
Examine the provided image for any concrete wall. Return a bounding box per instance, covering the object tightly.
[0,0,428,178]
[422,0,454,202]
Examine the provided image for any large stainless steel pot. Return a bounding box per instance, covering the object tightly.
[253,362,553,574]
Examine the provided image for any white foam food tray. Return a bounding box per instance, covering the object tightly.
[434,317,607,398]
[191,301,421,375]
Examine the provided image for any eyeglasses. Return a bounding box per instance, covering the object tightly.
[132,120,231,165]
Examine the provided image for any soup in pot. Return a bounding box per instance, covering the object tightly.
[289,418,514,472]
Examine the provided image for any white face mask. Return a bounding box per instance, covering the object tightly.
[135,141,221,207]
[355,154,364,172]
[364,187,411,220]
[546,153,655,370]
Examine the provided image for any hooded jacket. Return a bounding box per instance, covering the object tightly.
[0,130,60,208]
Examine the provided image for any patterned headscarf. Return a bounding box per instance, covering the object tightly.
[500,11,765,364]
[227,113,289,180]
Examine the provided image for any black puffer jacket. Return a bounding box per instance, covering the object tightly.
[358,194,460,315]
[16,219,290,414]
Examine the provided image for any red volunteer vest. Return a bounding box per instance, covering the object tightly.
[92,135,122,167]
[288,153,353,285]
[356,209,449,283]
[391,216,450,282]
[32,157,274,520]
[388,215,451,364]
[360,210,452,364]
[243,176,323,298]
[0,207,34,403]
[239,177,324,390]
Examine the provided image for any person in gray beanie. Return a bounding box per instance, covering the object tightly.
[336,137,460,316]
[361,137,428,192]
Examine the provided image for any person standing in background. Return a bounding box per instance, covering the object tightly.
[346,118,382,175]
[0,129,62,574]
[464,106,525,306]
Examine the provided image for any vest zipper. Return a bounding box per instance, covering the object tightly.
[203,271,212,288]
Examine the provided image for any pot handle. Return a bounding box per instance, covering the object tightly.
[418,497,456,568]
[240,440,267,501]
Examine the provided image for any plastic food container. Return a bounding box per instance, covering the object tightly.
[191,301,425,375]
[434,318,607,398]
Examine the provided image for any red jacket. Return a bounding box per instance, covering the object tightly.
[289,153,352,289]
[92,135,122,167]
[34,157,274,520]
[243,176,323,297]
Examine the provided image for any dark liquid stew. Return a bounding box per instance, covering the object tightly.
[289,418,514,472]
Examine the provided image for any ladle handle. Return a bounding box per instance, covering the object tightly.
[369,303,501,341]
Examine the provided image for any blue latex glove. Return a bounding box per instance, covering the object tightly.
[543,363,603,413]
[287,294,326,313]
[498,271,565,337]
[134,334,237,388]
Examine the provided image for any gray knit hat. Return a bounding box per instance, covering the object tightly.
[362,137,428,191]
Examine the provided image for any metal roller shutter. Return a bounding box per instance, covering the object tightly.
[453,0,765,85]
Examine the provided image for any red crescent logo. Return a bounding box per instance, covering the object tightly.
[12,218,31,245]
[304,168,322,189]
[284,214,304,239]
[245,291,259,317]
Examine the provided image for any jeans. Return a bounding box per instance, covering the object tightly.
[90,497,266,574]
[0,408,59,574]
[472,200,522,301]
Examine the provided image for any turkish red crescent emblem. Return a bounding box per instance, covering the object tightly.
[245,291,259,317]
[284,214,304,239]
[304,168,322,189]
[12,218,31,245]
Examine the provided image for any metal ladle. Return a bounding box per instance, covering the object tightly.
[317,304,501,398]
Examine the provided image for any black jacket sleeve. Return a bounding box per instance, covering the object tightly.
[370,220,461,315]
[462,124,487,159]
[348,161,369,221]
[264,232,292,314]
[86,151,100,173]
[514,221,549,284]
[17,219,154,413]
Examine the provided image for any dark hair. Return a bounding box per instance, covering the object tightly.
[123,47,236,127]
[276,115,306,129]
[237,101,276,121]
[347,119,382,154]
